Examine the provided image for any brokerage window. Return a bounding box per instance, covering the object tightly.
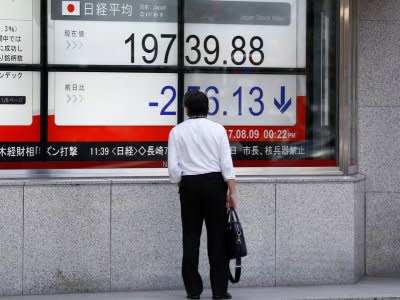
[0,0,339,171]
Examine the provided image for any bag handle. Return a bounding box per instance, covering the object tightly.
[227,208,240,223]
[228,254,242,283]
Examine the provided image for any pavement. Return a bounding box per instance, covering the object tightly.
[2,277,400,300]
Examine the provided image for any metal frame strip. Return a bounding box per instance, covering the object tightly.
[339,0,359,175]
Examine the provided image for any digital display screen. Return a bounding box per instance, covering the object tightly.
[185,74,301,127]
[184,0,306,68]
[0,71,40,126]
[0,71,41,162]
[48,0,178,65]
[185,74,308,163]
[50,72,177,126]
[0,0,41,64]
[47,72,177,164]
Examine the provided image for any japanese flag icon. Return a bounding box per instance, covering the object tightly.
[62,1,80,16]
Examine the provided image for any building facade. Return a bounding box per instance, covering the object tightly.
[0,0,398,296]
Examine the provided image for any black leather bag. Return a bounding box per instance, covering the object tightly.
[226,208,247,283]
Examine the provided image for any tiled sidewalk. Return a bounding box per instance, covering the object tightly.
[2,277,400,300]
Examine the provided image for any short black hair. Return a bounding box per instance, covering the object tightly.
[183,91,209,117]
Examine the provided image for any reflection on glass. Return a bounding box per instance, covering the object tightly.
[309,0,338,163]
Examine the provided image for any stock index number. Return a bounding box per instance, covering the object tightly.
[124,33,264,66]
[125,33,176,64]
[185,35,264,66]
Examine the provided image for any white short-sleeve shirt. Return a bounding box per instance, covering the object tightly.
[168,118,236,183]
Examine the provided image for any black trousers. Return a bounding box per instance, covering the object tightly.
[179,172,229,296]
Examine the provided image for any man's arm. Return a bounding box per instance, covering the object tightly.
[226,179,237,209]
[218,127,237,208]
[167,129,182,184]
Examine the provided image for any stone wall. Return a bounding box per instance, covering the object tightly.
[358,0,400,276]
[0,177,364,296]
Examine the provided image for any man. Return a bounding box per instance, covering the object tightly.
[168,91,237,300]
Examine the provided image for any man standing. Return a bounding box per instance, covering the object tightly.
[168,91,237,300]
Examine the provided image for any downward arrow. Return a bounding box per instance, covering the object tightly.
[274,85,292,114]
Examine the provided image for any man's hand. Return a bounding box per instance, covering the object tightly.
[226,192,237,209]
[226,179,237,209]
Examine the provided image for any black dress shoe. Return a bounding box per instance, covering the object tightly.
[186,295,200,299]
[212,292,232,299]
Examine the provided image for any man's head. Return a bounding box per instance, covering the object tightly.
[183,91,209,117]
